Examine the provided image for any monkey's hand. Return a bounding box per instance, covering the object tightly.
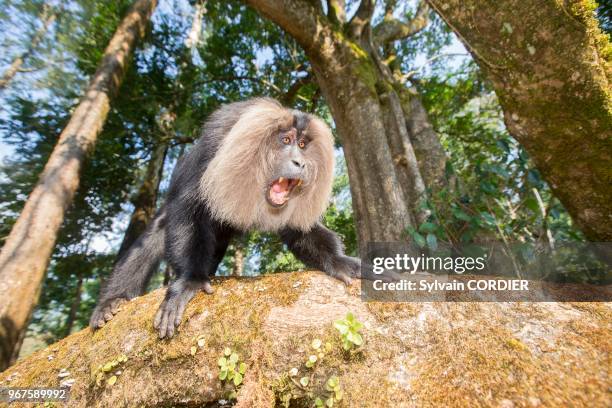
[90,298,128,330]
[327,255,361,285]
[329,256,402,285]
[154,279,214,339]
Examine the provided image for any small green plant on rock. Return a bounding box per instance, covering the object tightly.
[92,354,128,387]
[218,347,247,399]
[334,312,363,351]
[314,375,343,407]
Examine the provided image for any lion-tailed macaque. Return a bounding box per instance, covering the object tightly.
[90,98,365,338]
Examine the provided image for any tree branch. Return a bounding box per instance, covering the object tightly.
[280,72,313,106]
[327,0,346,24]
[374,1,430,45]
[348,0,375,39]
[0,273,607,406]
[244,0,325,52]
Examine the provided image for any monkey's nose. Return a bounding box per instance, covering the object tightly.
[292,159,305,169]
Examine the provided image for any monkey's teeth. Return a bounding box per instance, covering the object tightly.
[278,177,285,183]
[297,179,302,187]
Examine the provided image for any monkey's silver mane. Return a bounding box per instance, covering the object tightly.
[199,98,335,232]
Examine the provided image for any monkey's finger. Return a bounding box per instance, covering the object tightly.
[202,281,214,294]
[165,307,176,338]
[110,298,126,313]
[158,311,170,339]
[103,310,114,321]
[335,272,353,286]
[174,299,190,327]
[153,303,165,329]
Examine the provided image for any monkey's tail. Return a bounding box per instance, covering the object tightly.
[90,208,166,328]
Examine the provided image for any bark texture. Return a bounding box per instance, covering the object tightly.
[0,4,56,90]
[0,272,609,407]
[246,0,448,248]
[428,0,612,240]
[0,0,157,371]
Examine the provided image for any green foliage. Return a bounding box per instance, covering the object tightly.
[218,347,247,390]
[334,312,364,351]
[418,60,583,253]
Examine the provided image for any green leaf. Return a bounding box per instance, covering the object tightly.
[224,347,232,356]
[326,397,334,407]
[419,222,437,234]
[327,376,339,388]
[453,208,472,222]
[335,389,343,401]
[412,232,426,248]
[311,339,322,349]
[480,212,496,226]
[315,397,324,407]
[299,377,309,387]
[233,372,243,386]
[334,321,349,334]
[308,355,317,364]
[524,197,539,212]
[239,362,247,374]
[229,353,239,363]
[219,369,228,381]
[218,357,227,367]
[426,233,438,251]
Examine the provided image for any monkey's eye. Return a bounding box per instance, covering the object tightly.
[282,136,291,145]
[298,140,306,149]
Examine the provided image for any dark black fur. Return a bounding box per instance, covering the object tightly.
[90,100,362,338]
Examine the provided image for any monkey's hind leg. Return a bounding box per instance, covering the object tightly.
[90,210,166,329]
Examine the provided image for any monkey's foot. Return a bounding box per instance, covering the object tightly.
[90,298,128,330]
[154,280,213,339]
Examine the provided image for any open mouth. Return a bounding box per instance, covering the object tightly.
[267,177,302,207]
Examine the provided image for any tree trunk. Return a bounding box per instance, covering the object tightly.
[231,239,246,277]
[427,0,612,241]
[185,0,206,49]
[0,272,608,406]
[246,0,448,250]
[64,276,83,337]
[0,4,56,90]
[116,142,168,260]
[0,0,157,371]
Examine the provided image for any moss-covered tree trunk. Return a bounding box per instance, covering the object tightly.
[246,0,448,248]
[0,273,608,407]
[428,0,612,241]
[0,0,158,371]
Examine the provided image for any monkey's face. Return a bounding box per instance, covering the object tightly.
[266,127,312,208]
[201,99,334,232]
